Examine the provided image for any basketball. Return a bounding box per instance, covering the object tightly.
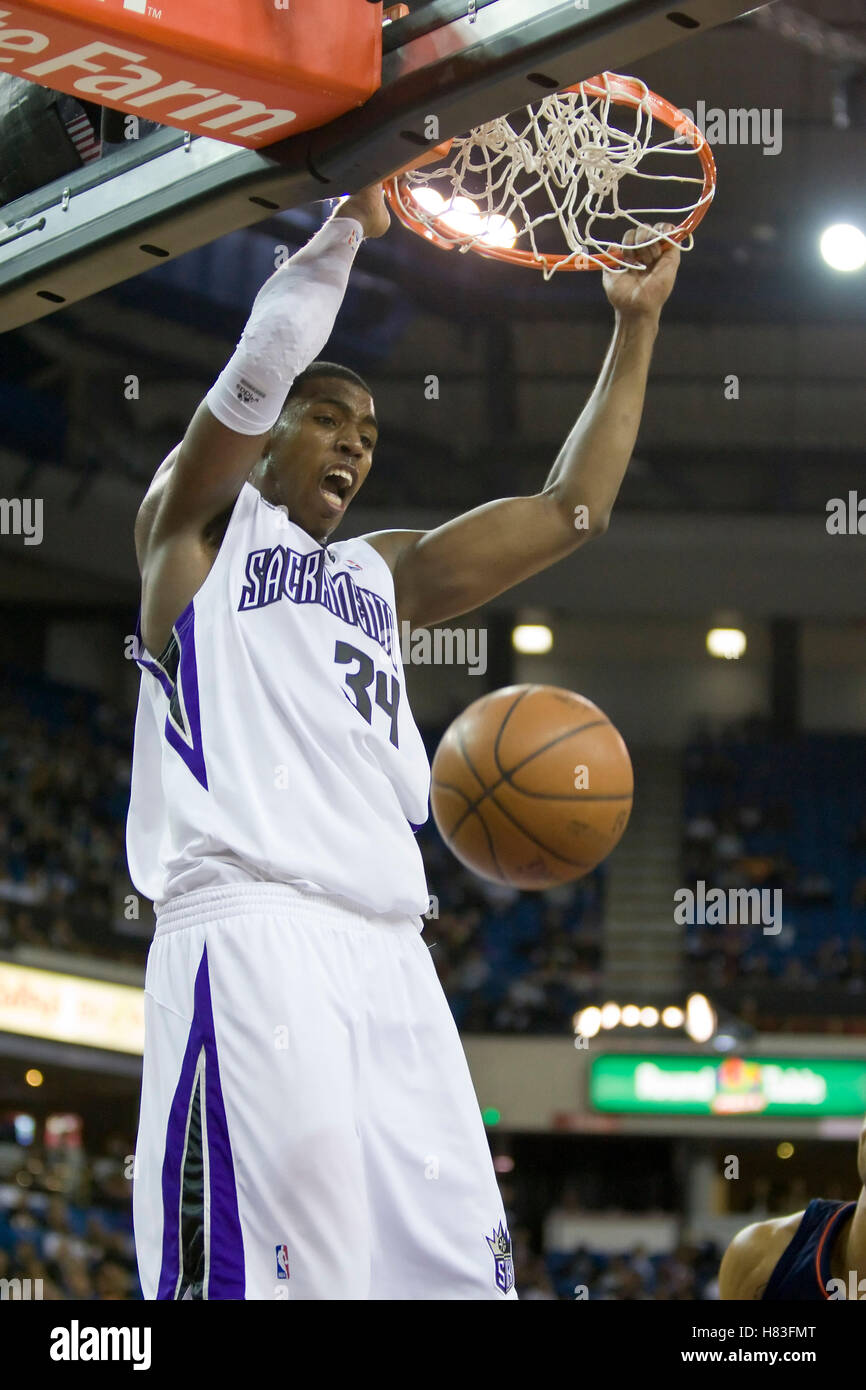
[431,685,634,890]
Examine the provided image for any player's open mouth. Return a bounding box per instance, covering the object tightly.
[319,465,355,512]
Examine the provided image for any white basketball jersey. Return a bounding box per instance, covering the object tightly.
[126,481,431,917]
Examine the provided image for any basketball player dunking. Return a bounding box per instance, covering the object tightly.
[127,183,680,1300]
[719,1116,866,1300]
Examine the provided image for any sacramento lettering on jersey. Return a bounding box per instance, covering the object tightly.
[239,544,399,667]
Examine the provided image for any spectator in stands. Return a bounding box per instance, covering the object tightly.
[736,802,764,832]
[451,947,491,995]
[8,1190,43,1236]
[714,820,745,863]
[48,914,78,951]
[518,1253,558,1299]
[91,1135,135,1207]
[94,1259,133,1299]
[42,1198,92,1265]
[795,871,834,905]
[684,812,716,846]
[55,1252,95,1300]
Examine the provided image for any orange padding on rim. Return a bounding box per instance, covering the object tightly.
[1,0,382,149]
[384,73,717,272]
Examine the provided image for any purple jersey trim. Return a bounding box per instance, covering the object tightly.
[164,602,209,792]
[133,610,172,698]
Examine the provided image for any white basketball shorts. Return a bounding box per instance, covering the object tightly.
[132,881,518,1300]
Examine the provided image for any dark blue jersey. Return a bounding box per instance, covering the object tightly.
[762,1199,857,1300]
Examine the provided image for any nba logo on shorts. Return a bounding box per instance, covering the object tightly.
[485,1222,514,1294]
[275,1244,291,1280]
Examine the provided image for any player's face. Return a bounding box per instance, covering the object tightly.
[266,380,377,542]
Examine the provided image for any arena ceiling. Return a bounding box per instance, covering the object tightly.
[0,0,863,522]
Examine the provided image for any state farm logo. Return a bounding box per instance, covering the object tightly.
[0,8,297,141]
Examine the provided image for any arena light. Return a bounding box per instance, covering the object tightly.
[411,187,447,217]
[819,223,866,273]
[706,627,746,659]
[25,1069,43,1088]
[13,1115,35,1146]
[575,1006,602,1038]
[512,624,553,654]
[438,195,484,237]
[411,190,519,250]
[685,992,717,1044]
[493,1154,515,1173]
[777,1141,794,1159]
[481,214,519,250]
[578,998,721,1035]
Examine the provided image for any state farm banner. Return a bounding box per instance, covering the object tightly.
[0,1,381,148]
[0,960,144,1054]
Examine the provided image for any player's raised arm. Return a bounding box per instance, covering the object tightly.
[364,225,680,630]
[134,185,390,653]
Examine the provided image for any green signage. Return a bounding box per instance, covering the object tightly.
[590,1055,866,1117]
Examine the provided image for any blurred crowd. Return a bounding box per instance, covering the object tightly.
[0,680,145,964]
[0,1136,733,1301]
[515,1236,723,1301]
[507,1180,721,1299]
[682,734,866,999]
[0,1134,140,1300]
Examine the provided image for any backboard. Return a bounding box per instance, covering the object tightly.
[0,0,756,330]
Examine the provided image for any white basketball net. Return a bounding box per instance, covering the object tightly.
[392,73,713,279]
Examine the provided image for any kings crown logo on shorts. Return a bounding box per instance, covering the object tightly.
[485,1222,514,1294]
[275,1244,291,1280]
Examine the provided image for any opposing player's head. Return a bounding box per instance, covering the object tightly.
[251,361,376,542]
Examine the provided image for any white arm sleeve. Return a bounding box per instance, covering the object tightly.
[205,215,364,436]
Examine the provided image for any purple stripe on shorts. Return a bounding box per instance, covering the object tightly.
[164,602,209,791]
[157,944,245,1299]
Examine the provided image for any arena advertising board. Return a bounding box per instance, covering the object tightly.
[590,1054,866,1118]
[0,961,143,1055]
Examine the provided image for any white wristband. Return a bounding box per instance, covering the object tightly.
[205,216,364,436]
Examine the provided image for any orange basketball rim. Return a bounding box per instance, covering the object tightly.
[384,72,718,275]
